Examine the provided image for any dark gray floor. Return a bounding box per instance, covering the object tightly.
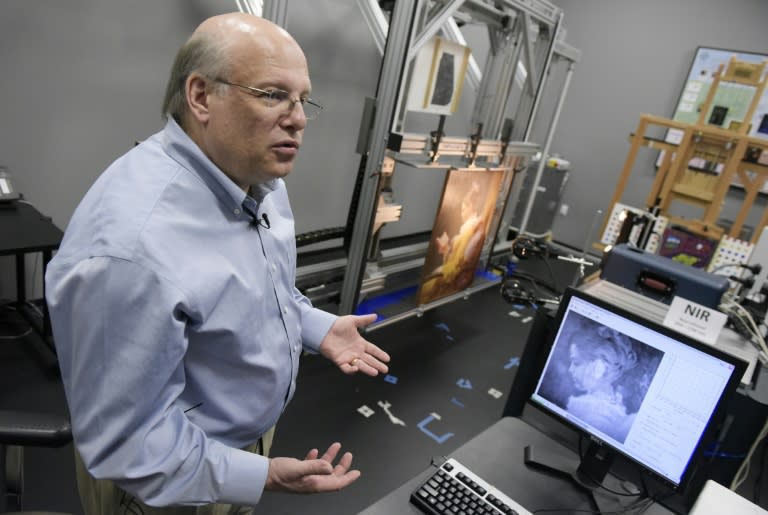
[6,255,767,514]
[258,286,536,514]
[1,268,548,515]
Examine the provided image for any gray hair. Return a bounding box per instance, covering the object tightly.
[161,32,232,127]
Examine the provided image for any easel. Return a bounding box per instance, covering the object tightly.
[598,56,768,247]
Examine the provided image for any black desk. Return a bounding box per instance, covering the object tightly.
[0,202,63,360]
[359,417,675,515]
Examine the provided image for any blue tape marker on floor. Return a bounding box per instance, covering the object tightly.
[451,397,465,408]
[384,374,398,384]
[504,357,520,369]
[456,378,472,390]
[434,322,450,332]
[417,413,454,444]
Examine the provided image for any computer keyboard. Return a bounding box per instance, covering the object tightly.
[410,458,532,515]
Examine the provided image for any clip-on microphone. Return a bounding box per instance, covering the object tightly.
[256,212,270,229]
[242,201,271,229]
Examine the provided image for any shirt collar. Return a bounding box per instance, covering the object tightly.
[160,117,278,211]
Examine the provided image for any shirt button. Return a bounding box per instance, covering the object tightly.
[234,208,241,215]
[282,306,288,315]
[272,264,277,272]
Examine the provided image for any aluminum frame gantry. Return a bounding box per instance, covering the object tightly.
[245,0,579,323]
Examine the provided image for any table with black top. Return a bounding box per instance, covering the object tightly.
[359,416,676,515]
[0,201,63,361]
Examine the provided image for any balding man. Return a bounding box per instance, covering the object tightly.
[46,13,390,514]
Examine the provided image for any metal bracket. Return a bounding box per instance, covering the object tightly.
[429,115,447,163]
[466,123,484,166]
[499,119,515,162]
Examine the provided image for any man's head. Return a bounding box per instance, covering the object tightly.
[162,13,313,190]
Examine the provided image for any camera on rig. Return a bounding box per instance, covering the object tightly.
[500,236,564,307]
[511,236,558,260]
[500,278,537,305]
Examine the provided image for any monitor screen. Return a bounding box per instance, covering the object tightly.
[529,288,746,489]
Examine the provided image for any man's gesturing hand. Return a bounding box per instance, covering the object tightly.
[320,314,390,376]
[265,442,361,493]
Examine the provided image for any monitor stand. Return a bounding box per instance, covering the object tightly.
[523,441,616,512]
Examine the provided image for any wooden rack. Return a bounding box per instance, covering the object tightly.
[599,56,768,246]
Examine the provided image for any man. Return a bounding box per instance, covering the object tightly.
[45,12,390,514]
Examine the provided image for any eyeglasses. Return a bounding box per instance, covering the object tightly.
[212,78,323,120]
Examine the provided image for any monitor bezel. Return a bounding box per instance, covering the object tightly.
[528,287,748,492]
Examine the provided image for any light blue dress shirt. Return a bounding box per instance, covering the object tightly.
[45,118,337,506]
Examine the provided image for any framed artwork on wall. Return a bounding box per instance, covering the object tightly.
[666,47,767,142]
[658,46,768,190]
[406,36,471,116]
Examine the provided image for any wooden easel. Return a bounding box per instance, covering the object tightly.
[598,56,768,247]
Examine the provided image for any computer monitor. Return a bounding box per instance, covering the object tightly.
[529,288,747,492]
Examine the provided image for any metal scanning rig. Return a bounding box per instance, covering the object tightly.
[244,0,580,326]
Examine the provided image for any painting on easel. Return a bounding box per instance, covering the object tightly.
[417,168,503,305]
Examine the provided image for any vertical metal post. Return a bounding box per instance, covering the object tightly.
[485,32,525,139]
[518,59,574,235]
[471,29,523,140]
[339,0,418,315]
[262,0,288,27]
[356,0,388,55]
[392,2,426,133]
[235,0,261,16]
[521,10,563,142]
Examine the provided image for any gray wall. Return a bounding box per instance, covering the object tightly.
[0,0,384,299]
[2,0,767,299]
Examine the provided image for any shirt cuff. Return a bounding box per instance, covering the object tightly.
[301,307,337,353]
[217,445,269,506]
